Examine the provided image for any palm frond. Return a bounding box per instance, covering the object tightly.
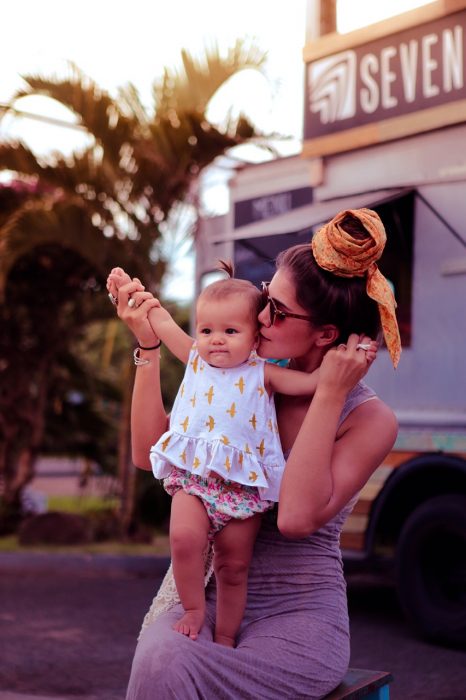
[153,39,267,117]
[0,197,147,300]
[0,141,55,175]
[13,64,135,157]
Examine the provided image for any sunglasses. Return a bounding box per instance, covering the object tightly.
[260,282,313,325]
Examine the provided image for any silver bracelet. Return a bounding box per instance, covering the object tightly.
[133,347,151,366]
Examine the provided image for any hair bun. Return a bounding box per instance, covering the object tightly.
[312,208,401,368]
[311,208,386,278]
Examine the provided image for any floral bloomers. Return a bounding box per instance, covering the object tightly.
[164,467,273,540]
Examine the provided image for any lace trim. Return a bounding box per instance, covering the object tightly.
[138,545,215,640]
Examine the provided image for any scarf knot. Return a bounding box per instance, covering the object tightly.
[311,208,401,368]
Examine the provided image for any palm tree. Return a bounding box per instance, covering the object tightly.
[0,40,269,526]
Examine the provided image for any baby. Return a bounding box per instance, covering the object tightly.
[107,265,374,647]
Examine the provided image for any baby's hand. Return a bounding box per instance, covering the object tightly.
[107,267,143,300]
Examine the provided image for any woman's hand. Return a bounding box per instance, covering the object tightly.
[317,333,378,398]
[106,267,161,347]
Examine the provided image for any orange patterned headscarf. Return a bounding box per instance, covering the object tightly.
[311,208,401,368]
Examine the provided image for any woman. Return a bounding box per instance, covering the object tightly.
[109,208,399,699]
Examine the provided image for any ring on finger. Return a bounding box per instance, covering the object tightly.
[356,343,371,351]
[128,297,136,308]
[108,292,118,306]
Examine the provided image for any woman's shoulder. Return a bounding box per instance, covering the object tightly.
[341,383,398,438]
[339,381,375,424]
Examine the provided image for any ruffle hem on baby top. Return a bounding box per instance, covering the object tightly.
[150,346,285,501]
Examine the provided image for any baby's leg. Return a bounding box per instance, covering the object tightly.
[170,489,210,640]
[213,513,262,647]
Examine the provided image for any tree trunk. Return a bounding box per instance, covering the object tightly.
[117,357,137,535]
[1,357,50,507]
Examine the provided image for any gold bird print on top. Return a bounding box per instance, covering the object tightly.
[256,439,265,458]
[161,435,171,452]
[150,346,285,502]
[235,377,245,394]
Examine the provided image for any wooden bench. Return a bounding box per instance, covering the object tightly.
[324,668,393,699]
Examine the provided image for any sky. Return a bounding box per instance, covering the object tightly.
[0,0,430,299]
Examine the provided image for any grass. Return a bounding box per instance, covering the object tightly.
[0,533,171,557]
[0,495,171,556]
[47,495,120,513]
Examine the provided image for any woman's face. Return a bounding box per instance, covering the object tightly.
[257,267,319,361]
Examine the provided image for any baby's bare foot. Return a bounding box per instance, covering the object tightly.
[173,609,204,640]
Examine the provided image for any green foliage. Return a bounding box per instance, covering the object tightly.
[47,495,119,513]
[0,534,170,556]
[0,39,268,521]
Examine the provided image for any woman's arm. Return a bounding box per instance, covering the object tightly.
[107,271,170,470]
[277,335,398,538]
[131,348,169,470]
[108,270,193,363]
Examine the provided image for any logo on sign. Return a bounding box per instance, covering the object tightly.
[308,50,357,124]
[306,20,464,132]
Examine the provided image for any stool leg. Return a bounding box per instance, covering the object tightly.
[366,686,390,700]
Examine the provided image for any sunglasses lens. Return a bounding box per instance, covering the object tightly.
[261,283,276,325]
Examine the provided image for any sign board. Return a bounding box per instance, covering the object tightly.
[303,0,466,156]
[233,187,313,228]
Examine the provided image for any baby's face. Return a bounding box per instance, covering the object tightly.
[195,296,258,368]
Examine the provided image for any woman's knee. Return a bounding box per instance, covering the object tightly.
[127,630,197,698]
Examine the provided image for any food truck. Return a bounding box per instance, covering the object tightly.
[195,1,466,645]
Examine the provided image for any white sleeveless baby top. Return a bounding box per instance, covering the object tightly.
[150,346,285,501]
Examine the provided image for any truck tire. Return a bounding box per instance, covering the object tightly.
[395,494,466,646]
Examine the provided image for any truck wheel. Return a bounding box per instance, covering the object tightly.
[395,494,466,647]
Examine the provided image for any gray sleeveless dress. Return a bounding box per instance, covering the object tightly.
[126,383,376,700]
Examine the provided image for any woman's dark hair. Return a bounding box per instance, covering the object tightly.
[276,216,381,344]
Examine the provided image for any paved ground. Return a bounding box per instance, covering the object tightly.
[1,554,169,700]
[346,572,466,700]
[1,553,465,699]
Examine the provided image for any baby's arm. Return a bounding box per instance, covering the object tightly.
[108,268,193,363]
[147,302,193,363]
[264,340,378,397]
[264,363,319,397]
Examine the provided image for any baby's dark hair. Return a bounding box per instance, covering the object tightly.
[198,260,261,325]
